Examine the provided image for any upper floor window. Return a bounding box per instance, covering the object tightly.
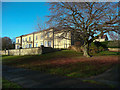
[36,35,37,40]
[17,39,19,43]
[29,37,31,41]
[41,34,43,39]
[47,32,50,38]
[26,38,27,41]
[22,38,24,42]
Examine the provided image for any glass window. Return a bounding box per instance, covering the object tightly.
[29,44,32,48]
[41,42,43,45]
[36,35,37,40]
[17,45,19,49]
[26,38,27,41]
[23,38,24,42]
[22,45,24,48]
[45,41,47,47]
[27,44,29,48]
[25,45,27,48]
[36,43,38,47]
[47,32,50,38]
[29,37,31,41]
[48,41,51,47]
[18,39,19,43]
[41,34,43,39]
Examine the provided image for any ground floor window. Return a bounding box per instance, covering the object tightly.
[48,41,51,47]
[17,45,19,49]
[29,44,32,48]
[25,45,27,48]
[45,41,47,47]
[36,43,38,47]
[41,42,43,45]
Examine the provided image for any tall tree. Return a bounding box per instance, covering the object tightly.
[47,2,119,57]
[2,37,14,50]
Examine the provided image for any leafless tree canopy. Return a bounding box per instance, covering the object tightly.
[47,2,119,57]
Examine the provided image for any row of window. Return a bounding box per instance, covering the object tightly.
[16,41,51,49]
[17,32,50,43]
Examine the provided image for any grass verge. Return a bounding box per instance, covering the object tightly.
[2,78,22,88]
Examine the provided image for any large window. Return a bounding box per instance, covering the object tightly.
[41,34,43,39]
[29,37,31,41]
[48,41,51,47]
[36,35,37,40]
[29,44,32,48]
[36,43,38,47]
[45,41,47,47]
[27,44,29,48]
[26,38,27,41]
[47,32,50,38]
[22,45,24,48]
[41,42,43,45]
[25,45,27,48]
[17,45,19,49]
[17,39,19,43]
[22,38,24,42]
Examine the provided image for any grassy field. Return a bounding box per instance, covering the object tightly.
[2,78,22,88]
[2,50,120,78]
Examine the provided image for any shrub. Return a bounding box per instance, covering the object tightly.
[107,40,120,48]
[89,42,106,54]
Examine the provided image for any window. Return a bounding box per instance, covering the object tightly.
[48,41,51,47]
[26,38,27,41]
[18,39,19,43]
[17,45,19,49]
[36,35,37,40]
[22,45,24,48]
[27,44,29,48]
[41,34,43,39]
[36,43,38,47]
[29,44,32,48]
[25,45,27,48]
[29,37,31,41]
[45,41,47,47]
[23,38,24,42]
[41,42,43,45]
[47,32,50,38]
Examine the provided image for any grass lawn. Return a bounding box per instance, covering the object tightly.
[2,50,120,78]
[2,78,22,88]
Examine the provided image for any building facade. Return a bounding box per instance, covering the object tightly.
[93,35,108,42]
[15,28,72,49]
[15,28,108,49]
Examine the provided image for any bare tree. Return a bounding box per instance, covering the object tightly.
[47,2,119,57]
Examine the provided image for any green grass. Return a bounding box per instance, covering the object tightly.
[2,78,22,88]
[2,50,82,64]
[2,50,119,78]
[94,51,120,56]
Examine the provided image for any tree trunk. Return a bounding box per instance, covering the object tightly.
[82,44,90,57]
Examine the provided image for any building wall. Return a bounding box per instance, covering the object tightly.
[15,28,72,49]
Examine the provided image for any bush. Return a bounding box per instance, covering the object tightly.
[68,45,82,52]
[107,40,120,48]
[89,42,106,54]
